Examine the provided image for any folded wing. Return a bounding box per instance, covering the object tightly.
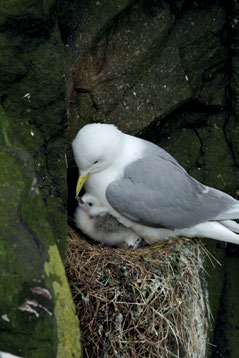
[106,156,238,229]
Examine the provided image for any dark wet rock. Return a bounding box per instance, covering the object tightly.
[68,1,227,135]
[66,1,239,356]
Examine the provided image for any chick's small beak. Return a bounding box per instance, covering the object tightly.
[76,173,90,196]
[75,196,84,204]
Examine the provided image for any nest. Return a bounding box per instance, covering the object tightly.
[66,227,212,358]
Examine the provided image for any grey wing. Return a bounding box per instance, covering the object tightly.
[106,156,236,229]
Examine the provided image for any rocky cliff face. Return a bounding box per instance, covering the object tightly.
[65,1,239,356]
[1,0,239,356]
[0,1,81,356]
[0,0,68,256]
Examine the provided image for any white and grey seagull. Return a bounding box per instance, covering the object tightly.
[72,123,239,245]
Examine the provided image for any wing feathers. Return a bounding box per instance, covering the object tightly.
[106,156,238,229]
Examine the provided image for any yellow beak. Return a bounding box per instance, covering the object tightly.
[76,173,90,196]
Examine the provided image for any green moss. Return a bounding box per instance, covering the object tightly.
[0,151,24,228]
[0,111,81,356]
[0,34,27,87]
[44,245,82,358]
[0,147,52,356]
[1,25,67,257]
[0,106,12,146]
[0,0,56,29]
[0,145,81,355]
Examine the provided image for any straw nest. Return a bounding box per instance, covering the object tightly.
[66,227,212,358]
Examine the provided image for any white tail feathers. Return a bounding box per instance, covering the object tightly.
[193,221,239,245]
[213,202,239,221]
[220,220,239,233]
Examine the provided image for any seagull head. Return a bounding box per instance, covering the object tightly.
[72,123,122,195]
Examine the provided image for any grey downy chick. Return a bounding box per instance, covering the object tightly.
[74,193,145,249]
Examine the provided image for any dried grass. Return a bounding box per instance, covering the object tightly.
[66,227,211,358]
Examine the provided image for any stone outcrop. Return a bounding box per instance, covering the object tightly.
[1,0,239,356]
[66,1,239,356]
[0,1,81,356]
[0,109,82,357]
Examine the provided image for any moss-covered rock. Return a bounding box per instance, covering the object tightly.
[1,0,238,356]
[0,2,67,257]
[0,109,82,357]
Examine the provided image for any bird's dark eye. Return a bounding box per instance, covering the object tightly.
[93,160,98,164]
[88,202,93,206]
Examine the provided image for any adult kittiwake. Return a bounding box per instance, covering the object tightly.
[74,193,145,249]
[72,123,239,245]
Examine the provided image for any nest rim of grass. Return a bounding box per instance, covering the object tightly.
[66,226,214,358]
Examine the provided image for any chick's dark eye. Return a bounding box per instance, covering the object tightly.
[88,202,93,207]
[93,160,98,164]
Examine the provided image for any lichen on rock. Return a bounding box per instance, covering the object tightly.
[0,109,82,357]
